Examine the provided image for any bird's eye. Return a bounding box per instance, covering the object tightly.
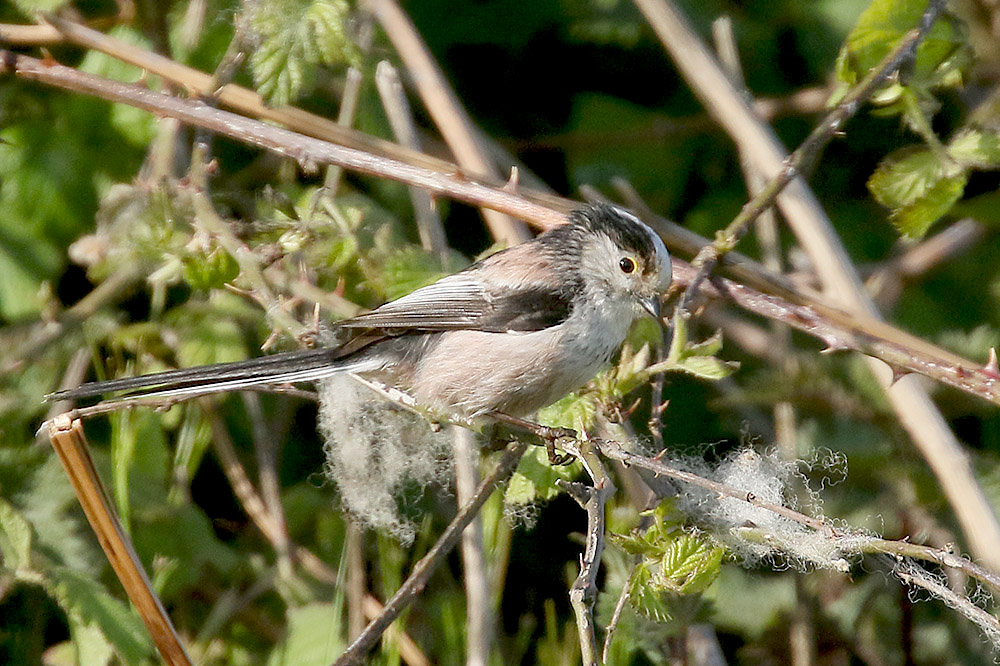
[619,257,636,274]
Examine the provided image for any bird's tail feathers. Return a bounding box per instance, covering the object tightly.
[46,348,371,403]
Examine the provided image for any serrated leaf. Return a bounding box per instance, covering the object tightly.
[46,566,154,664]
[948,128,1000,169]
[0,497,32,571]
[609,531,665,558]
[658,535,724,594]
[248,0,355,106]
[867,147,943,209]
[889,170,967,239]
[628,562,673,622]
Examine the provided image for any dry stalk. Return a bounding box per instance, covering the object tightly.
[44,416,193,666]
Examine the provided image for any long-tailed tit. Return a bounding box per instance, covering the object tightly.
[47,204,672,420]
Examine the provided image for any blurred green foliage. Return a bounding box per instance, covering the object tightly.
[1,0,1000,664]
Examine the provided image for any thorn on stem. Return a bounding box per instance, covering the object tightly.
[984,348,1000,379]
[503,166,520,194]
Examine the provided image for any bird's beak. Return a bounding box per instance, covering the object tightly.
[640,295,661,320]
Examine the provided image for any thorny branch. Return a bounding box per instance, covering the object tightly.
[0,50,567,230]
[676,9,942,312]
[634,0,1000,574]
[12,4,998,662]
[42,370,1000,661]
[557,440,616,666]
[6,49,1000,411]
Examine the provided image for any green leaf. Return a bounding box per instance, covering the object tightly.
[181,246,240,290]
[867,147,943,208]
[267,602,344,666]
[834,0,970,93]
[248,0,356,106]
[46,566,154,665]
[0,497,32,571]
[891,171,967,239]
[658,535,724,594]
[110,409,170,531]
[948,128,1000,169]
[672,355,739,381]
[166,303,252,368]
[132,502,240,599]
[609,531,664,558]
[68,620,116,666]
[648,314,738,380]
[628,562,673,622]
[867,146,967,238]
[685,329,723,357]
[504,447,582,504]
[537,391,599,431]
[610,498,684,557]
[666,310,689,363]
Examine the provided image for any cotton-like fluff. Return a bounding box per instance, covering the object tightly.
[318,375,452,543]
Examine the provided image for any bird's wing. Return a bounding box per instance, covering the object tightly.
[338,273,573,333]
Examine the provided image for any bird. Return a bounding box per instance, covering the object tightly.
[46,204,672,424]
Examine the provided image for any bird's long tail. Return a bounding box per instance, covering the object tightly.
[45,347,370,403]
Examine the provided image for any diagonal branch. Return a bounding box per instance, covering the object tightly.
[633,0,1000,574]
[332,442,528,666]
[677,20,932,311]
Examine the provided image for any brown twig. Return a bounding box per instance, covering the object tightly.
[597,436,832,533]
[592,434,1000,595]
[45,416,192,666]
[374,60,449,261]
[364,0,531,246]
[451,426,493,666]
[0,51,567,229]
[635,0,1000,572]
[333,442,528,666]
[14,50,1000,413]
[13,49,1000,412]
[557,439,615,666]
[601,567,633,664]
[671,261,1000,406]
[676,17,934,312]
[37,14,461,175]
[321,16,373,196]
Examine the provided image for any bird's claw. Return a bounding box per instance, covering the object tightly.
[540,426,577,465]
